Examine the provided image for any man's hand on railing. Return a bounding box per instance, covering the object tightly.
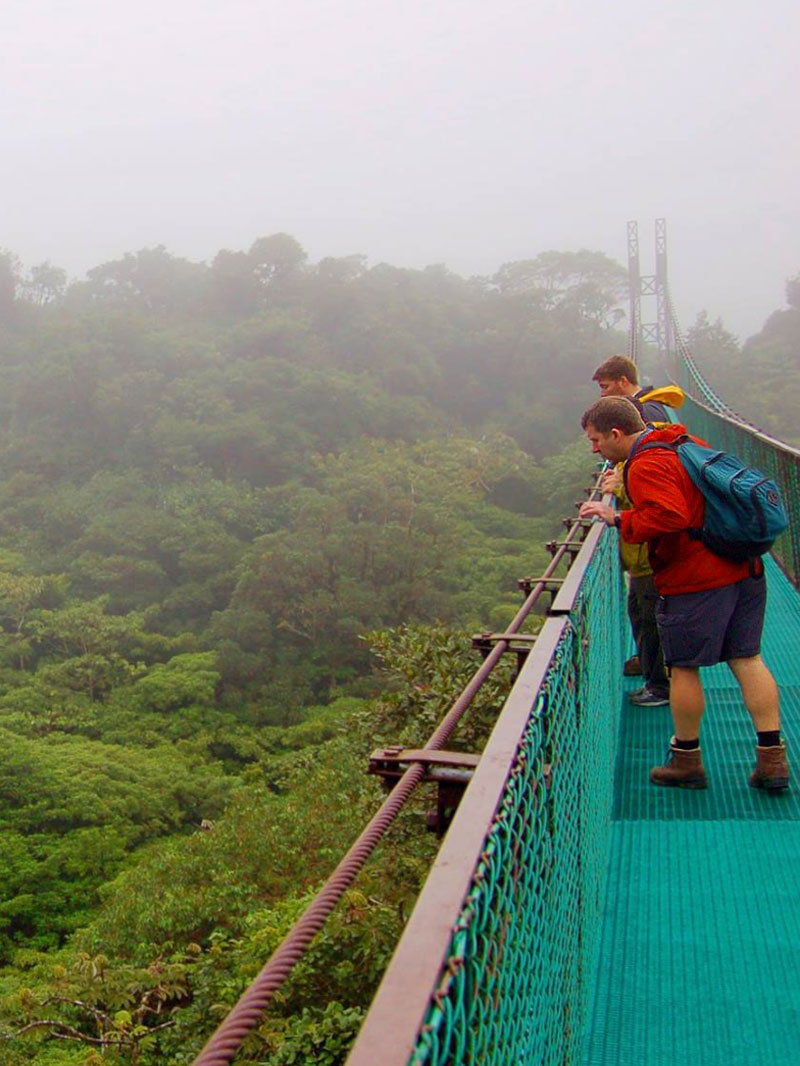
[600,467,622,494]
[579,500,617,526]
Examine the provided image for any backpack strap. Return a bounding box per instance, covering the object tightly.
[622,434,704,542]
[621,434,689,494]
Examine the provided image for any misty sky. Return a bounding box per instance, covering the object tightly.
[2,0,798,341]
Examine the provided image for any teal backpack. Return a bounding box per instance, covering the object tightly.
[625,433,788,562]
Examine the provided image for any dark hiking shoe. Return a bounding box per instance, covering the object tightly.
[630,687,670,707]
[750,743,790,792]
[650,741,707,789]
[623,655,642,676]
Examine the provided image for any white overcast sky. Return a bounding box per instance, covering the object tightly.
[2,0,798,340]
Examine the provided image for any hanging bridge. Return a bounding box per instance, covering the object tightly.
[193,223,800,1066]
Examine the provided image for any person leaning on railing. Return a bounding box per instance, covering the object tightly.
[598,463,669,705]
[577,395,789,792]
[591,352,678,426]
[590,354,686,706]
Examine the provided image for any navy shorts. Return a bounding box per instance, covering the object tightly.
[655,574,766,668]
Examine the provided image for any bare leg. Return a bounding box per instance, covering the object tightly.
[669,665,705,741]
[727,655,780,732]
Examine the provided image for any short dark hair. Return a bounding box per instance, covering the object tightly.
[581,396,645,434]
[592,354,639,384]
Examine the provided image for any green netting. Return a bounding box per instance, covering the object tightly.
[408,530,624,1066]
[677,339,731,416]
[680,390,800,588]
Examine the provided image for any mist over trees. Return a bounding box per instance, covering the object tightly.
[0,234,794,1064]
[684,272,800,442]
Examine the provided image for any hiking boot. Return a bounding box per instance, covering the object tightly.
[630,687,670,707]
[650,740,707,789]
[623,655,642,676]
[749,743,790,792]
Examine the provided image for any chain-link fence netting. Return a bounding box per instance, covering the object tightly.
[681,396,800,589]
[406,530,623,1066]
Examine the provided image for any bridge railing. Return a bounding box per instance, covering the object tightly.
[346,520,623,1066]
[191,492,616,1066]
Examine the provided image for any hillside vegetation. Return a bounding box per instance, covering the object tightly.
[0,236,793,1064]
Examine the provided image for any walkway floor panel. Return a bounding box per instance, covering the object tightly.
[584,822,800,1065]
[583,558,800,1065]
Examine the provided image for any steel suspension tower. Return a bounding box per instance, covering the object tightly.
[626,218,674,374]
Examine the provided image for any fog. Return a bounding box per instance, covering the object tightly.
[2,0,797,341]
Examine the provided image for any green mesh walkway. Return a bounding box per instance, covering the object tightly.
[583,556,800,1065]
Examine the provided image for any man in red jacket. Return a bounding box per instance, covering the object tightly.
[578,396,789,791]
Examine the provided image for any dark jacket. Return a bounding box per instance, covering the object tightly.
[633,386,669,423]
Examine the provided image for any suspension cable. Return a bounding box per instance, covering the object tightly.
[665,287,768,431]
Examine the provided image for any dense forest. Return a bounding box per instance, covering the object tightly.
[0,235,795,1065]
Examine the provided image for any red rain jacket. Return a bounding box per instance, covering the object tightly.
[619,423,751,595]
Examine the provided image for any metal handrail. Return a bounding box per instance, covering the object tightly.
[346,503,617,1066]
[344,615,571,1066]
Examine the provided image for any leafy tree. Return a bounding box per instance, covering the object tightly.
[210,248,261,316]
[131,651,219,713]
[316,254,367,284]
[0,569,50,669]
[248,233,307,288]
[80,247,207,316]
[0,950,195,1065]
[0,729,232,958]
[494,249,627,328]
[20,262,68,307]
[29,599,147,700]
[364,622,516,751]
[0,248,22,313]
[684,311,743,393]
[786,272,800,310]
[209,235,307,318]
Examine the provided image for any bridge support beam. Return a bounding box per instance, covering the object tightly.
[627,218,674,373]
[367,748,480,838]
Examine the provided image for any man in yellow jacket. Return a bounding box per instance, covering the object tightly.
[592,354,684,425]
[601,465,669,704]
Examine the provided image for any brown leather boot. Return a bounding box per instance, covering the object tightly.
[623,655,642,676]
[650,740,707,789]
[749,743,790,792]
